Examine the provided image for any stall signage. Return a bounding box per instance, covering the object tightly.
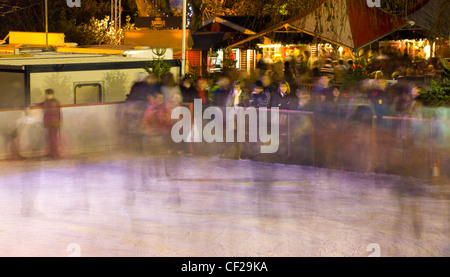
[152,18,166,29]
[134,17,183,29]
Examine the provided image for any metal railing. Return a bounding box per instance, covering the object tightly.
[182,103,449,180]
[0,101,448,181]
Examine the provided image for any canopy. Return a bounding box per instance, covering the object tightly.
[124,29,193,56]
[229,0,409,51]
[405,0,450,38]
[6,31,65,46]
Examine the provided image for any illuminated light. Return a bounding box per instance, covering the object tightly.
[257,44,282,48]
[424,44,431,59]
[8,31,65,46]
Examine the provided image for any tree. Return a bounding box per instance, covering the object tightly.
[0,0,138,44]
[222,49,237,72]
[135,0,449,39]
[1,0,448,46]
[143,47,173,79]
[419,78,450,107]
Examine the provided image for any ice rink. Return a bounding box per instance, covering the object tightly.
[1,151,449,257]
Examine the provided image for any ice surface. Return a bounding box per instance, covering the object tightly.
[0,151,449,257]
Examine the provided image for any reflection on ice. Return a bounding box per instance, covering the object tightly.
[0,152,449,256]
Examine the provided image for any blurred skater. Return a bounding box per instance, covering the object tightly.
[122,74,159,153]
[1,108,28,160]
[142,92,172,178]
[33,89,62,159]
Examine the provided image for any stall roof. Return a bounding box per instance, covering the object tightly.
[123,29,193,56]
[228,0,409,51]
[191,32,227,51]
[0,52,150,66]
[0,51,178,73]
[405,0,450,38]
[4,31,66,47]
[192,16,274,50]
[56,45,174,59]
[200,16,277,34]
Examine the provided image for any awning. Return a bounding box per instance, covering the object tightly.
[191,32,226,51]
[405,0,450,38]
[124,29,193,56]
[5,31,66,47]
[56,45,174,59]
[229,0,409,51]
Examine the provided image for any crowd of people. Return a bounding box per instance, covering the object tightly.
[8,47,445,177]
[3,44,445,171]
[121,49,440,122]
[117,45,449,163]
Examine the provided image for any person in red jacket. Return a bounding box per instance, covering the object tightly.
[142,92,173,179]
[142,92,172,154]
[196,78,210,106]
[35,89,62,158]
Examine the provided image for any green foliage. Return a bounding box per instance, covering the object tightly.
[263,3,289,15]
[0,0,138,45]
[143,47,172,79]
[419,78,450,107]
[76,16,116,45]
[65,14,135,45]
[221,49,237,72]
[186,62,201,80]
[343,63,374,87]
[439,56,450,76]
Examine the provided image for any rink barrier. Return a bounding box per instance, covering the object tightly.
[184,105,448,180]
[0,102,448,180]
[0,102,123,159]
[372,114,449,180]
[183,106,316,165]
